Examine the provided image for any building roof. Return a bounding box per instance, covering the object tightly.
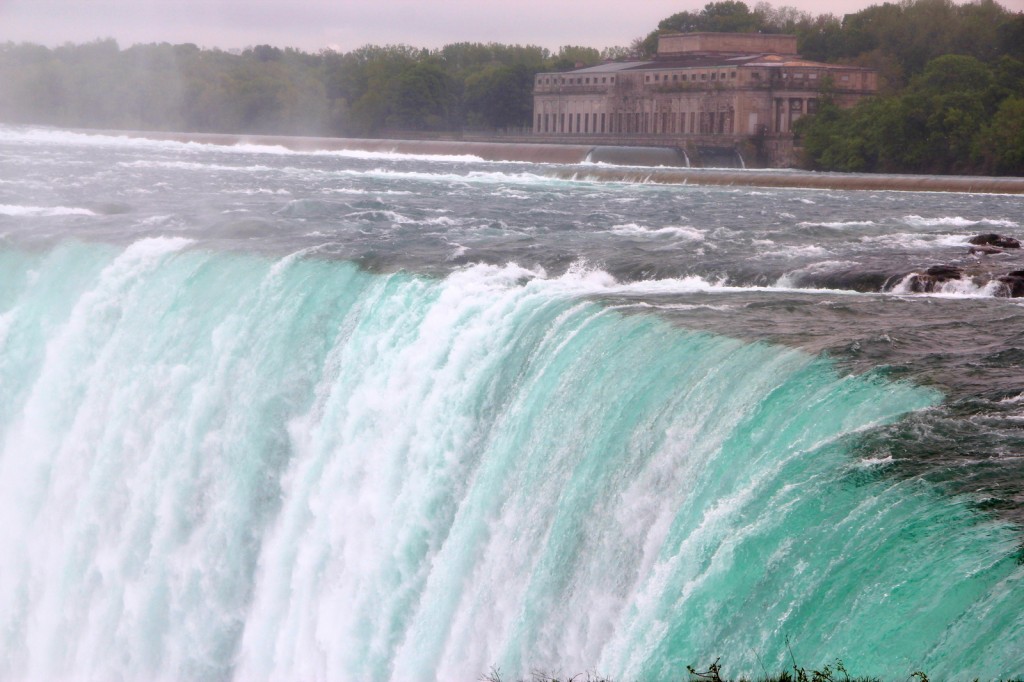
[558,61,649,74]
[630,54,768,69]
[539,53,872,76]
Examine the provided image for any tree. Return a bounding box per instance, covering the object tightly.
[975,97,1024,174]
[464,64,534,129]
[657,1,762,33]
[389,61,453,130]
[550,45,601,71]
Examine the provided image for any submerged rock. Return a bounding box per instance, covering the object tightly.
[995,270,1024,297]
[969,233,1021,249]
[906,265,963,293]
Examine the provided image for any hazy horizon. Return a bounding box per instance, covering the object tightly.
[6,0,1022,54]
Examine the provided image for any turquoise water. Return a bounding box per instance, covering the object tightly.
[0,238,1019,680]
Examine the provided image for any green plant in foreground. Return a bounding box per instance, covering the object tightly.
[482,667,615,682]
[687,657,725,682]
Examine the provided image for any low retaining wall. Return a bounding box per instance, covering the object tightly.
[558,166,1024,194]
[109,130,594,164]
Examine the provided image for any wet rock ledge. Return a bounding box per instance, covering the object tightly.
[899,234,1024,296]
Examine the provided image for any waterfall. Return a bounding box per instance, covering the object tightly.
[0,240,1021,681]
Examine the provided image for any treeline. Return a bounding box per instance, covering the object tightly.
[1,0,1023,174]
[797,55,1024,175]
[780,0,1024,175]
[0,40,608,136]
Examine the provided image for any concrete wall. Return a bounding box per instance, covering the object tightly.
[103,130,1024,191]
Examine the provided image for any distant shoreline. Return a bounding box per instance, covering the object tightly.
[100,129,1024,195]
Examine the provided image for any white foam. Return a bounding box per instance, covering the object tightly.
[225,188,292,196]
[888,272,1006,298]
[798,220,877,229]
[318,148,486,164]
[119,160,275,173]
[635,302,739,312]
[774,260,859,288]
[459,261,867,299]
[759,244,832,258]
[902,215,1019,228]
[859,232,971,249]
[0,126,493,165]
[0,204,96,217]
[447,244,469,260]
[343,209,417,224]
[423,216,458,226]
[322,188,413,196]
[855,456,894,468]
[337,167,568,187]
[120,235,194,259]
[137,215,175,227]
[610,224,705,240]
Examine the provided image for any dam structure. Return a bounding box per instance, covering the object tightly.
[532,32,877,167]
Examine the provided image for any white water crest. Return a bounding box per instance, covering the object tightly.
[0,204,97,217]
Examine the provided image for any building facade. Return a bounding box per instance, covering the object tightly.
[532,33,877,166]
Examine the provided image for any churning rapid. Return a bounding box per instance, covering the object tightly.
[0,126,1022,681]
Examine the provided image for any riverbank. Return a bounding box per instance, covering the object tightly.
[99,129,1024,194]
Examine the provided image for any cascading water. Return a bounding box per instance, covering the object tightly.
[0,126,1022,681]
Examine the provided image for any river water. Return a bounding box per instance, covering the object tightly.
[0,125,1022,681]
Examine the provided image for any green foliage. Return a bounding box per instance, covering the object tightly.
[798,47,1024,175]
[658,2,763,34]
[800,0,1020,87]
[976,96,1024,174]
[550,45,602,72]
[464,64,536,128]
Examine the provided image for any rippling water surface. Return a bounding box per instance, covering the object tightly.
[0,126,1022,680]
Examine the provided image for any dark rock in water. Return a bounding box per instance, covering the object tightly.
[817,269,898,293]
[925,265,963,278]
[906,265,963,293]
[969,233,1021,249]
[995,271,1024,297]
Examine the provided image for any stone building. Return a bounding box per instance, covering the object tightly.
[532,32,877,166]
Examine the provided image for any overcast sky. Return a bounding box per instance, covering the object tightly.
[3,0,1024,53]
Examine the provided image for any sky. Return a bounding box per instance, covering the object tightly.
[2,0,1024,53]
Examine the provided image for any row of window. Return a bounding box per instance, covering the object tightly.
[646,70,738,83]
[534,110,735,135]
[537,75,616,85]
[775,71,819,80]
[537,69,856,88]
